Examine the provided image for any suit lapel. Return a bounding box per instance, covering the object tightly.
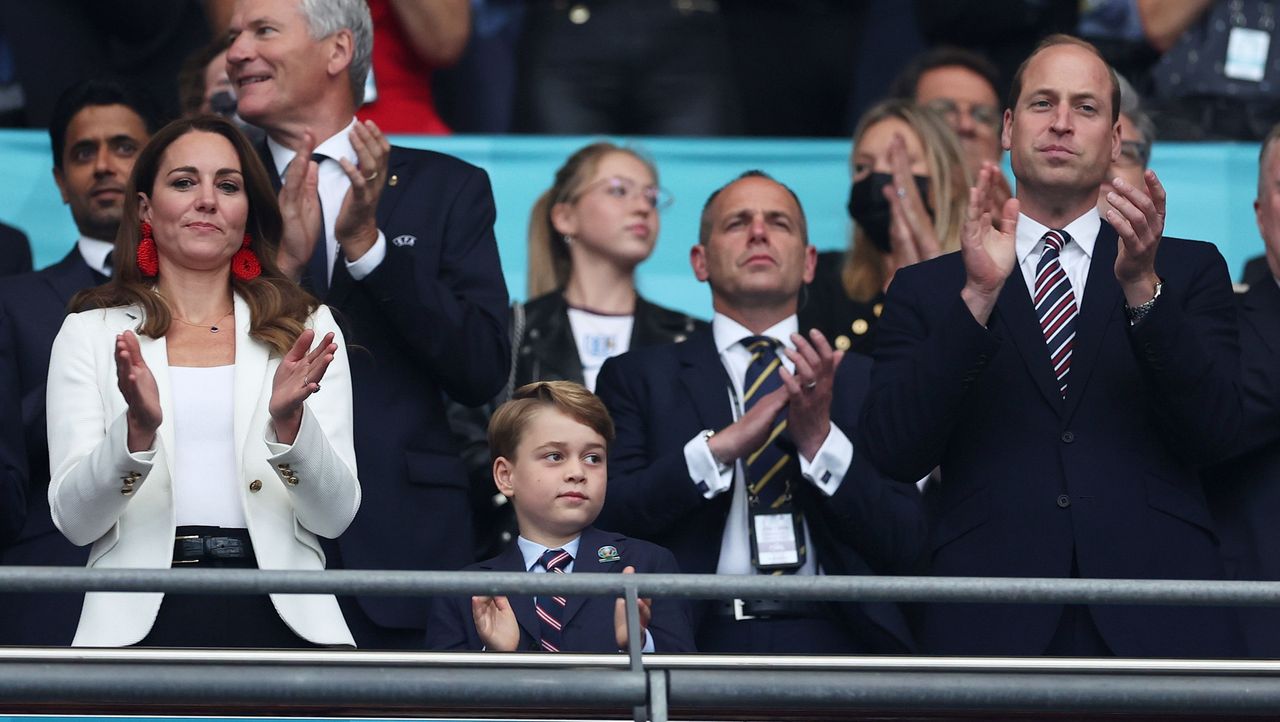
[560,527,623,629]
[43,248,102,306]
[231,294,269,476]
[677,330,734,431]
[1063,223,1122,420]
[994,270,1064,411]
[481,544,541,644]
[1242,274,1280,354]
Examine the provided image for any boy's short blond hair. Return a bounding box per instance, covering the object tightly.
[488,381,616,462]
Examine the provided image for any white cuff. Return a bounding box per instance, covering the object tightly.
[642,628,655,653]
[344,230,387,280]
[798,422,852,497]
[684,432,733,499]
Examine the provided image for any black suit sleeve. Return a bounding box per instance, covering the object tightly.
[0,311,27,545]
[593,355,715,538]
[359,164,511,405]
[425,593,480,650]
[861,271,1003,483]
[1129,244,1242,466]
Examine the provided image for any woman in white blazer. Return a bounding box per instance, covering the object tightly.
[46,116,361,648]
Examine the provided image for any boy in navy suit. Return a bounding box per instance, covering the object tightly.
[426,381,694,652]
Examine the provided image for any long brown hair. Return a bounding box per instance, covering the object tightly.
[843,99,972,302]
[72,115,316,356]
[526,142,659,298]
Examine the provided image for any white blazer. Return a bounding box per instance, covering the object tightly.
[46,295,361,647]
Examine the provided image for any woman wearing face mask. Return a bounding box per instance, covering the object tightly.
[801,99,970,354]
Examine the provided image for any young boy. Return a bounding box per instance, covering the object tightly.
[426,381,694,652]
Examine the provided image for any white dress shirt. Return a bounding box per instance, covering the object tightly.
[515,535,653,652]
[1016,209,1100,307]
[77,235,114,277]
[682,313,854,575]
[267,119,387,281]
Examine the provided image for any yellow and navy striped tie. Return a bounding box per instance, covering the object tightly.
[740,336,803,572]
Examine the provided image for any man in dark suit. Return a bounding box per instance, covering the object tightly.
[227,0,510,648]
[0,222,33,277]
[0,313,25,546]
[0,77,159,645]
[861,35,1243,657]
[1204,124,1280,658]
[595,171,925,654]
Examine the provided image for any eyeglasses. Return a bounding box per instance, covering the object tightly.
[1115,139,1151,169]
[924,98,1001,130]
[571,176,673,211]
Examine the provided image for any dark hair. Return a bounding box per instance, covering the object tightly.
[71,116,317,356]
[889,46,1001,103]
[48,77,164,170]
[178,37,233,118]
[489,381,615,463]
[1007,34,1120,123]
[698,170,807,246]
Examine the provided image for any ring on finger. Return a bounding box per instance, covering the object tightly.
[363,170,379,182]
[896,186,907,199]
[804,381,818,390]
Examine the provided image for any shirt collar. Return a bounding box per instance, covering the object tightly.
[266,117,360,176]
[77,235,114,276]
[517,534,583,571]
[1016,208,1100,266]
[711,312,799,355]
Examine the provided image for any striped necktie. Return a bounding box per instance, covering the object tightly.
[1034,229,1078,397]
[535,548,572,652]
[741,336,805,572]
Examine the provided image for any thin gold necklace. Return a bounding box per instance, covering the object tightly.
[172,308,234,334]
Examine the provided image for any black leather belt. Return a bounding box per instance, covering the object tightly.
[173,526,254,566]
[713,599,825,621]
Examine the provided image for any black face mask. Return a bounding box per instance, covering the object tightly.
[846,172,934,253]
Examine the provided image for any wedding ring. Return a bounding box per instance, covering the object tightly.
[363,170,379,182]
[896,186,907,199]
[804,381,818,390]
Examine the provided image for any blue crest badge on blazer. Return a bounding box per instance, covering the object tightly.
[391,234,417,247]
[597,545,620,563]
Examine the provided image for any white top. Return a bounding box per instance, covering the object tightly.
[268,118,387,282]
[1015,209,1099,308]
[566,307,634,392]
[681,313,854,576]
[169,365,244,528]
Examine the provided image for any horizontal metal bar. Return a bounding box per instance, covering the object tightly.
[665,669,1280,715]
[4,566,1280,607]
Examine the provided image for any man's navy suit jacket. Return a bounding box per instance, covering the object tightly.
[1205,276,1280,657]
[593,329,926,653]
[261,143,511,633]
[861,222,1244,657]
[425,526,696,652]
[0,248,101,644]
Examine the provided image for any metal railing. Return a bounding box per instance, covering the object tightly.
[4,566,1280,720]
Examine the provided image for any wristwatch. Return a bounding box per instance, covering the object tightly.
[701,429,732,475]
[1124,278,1163,326]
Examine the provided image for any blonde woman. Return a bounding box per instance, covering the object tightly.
[801,99,971,354]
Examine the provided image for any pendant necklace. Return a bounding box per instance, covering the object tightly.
[173,308,234,334]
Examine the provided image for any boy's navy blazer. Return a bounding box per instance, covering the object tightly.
[593,328,926,653]
[425,527,696,653]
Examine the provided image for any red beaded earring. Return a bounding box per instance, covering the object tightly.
[136,222,158,277]
[231,232,261,280]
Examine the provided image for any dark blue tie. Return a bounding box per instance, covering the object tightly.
[305,152,329,298]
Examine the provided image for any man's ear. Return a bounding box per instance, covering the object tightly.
[328,28,355,78]
[53,167,70,204]
[1001,108,1013,151]
[690,243,710,282]
[493,456,516,499]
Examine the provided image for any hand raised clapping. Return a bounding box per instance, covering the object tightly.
[960,161,1020,325]
[115,330,161,453]
[269,329,337,445]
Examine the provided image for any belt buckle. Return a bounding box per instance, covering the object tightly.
[733,598,756,621]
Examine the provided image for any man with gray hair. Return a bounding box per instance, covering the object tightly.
[227,0,511,648]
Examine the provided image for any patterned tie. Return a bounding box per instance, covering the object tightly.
[535,548,572,652]
[741,336,804,571]
[1034,229,1079,397]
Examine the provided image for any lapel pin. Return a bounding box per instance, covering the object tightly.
[597,545,620,563]
[388,174,399,187]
